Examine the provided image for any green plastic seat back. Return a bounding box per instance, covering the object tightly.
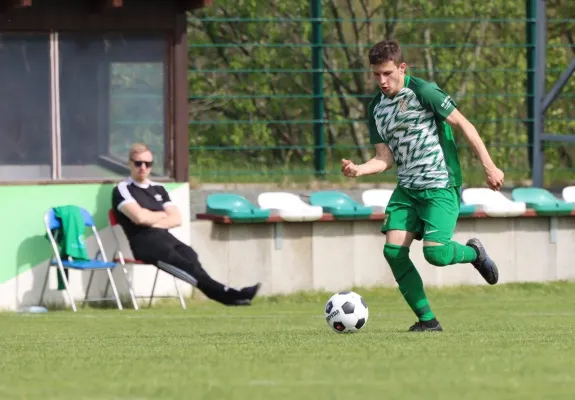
[512,187,560,205]
[206,193,271,222]
[459,203,477,217]
[309,191,357,210]
[207,193,255,214]
[309,191,372,218]
[511,187,574,215]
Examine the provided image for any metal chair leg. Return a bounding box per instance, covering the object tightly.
[103,277,110,300]
[120,262,139,311]
[57,264,76,312]
[173,277,186,310]
[39,263,51,308]
[82,270,95,309]
[149,268,160,308]
[106,268,123,311]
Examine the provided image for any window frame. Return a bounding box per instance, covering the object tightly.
[0,31,54,182]
[0,9,188,185]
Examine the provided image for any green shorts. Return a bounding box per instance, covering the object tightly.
[381,185,461,244]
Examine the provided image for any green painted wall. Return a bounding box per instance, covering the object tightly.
[0,183,182,284]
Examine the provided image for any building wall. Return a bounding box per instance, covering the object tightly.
[0,182,190,311]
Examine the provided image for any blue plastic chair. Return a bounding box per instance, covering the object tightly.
[41,206,137,312]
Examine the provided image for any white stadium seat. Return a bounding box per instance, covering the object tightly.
[561,186,575,202]
[257,192,324,222]
[362,189,394,211]
[462,187,526,217]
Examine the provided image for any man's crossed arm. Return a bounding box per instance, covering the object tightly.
[120,202,182,229]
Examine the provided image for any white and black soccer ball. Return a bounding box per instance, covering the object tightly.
[324,291,369,334]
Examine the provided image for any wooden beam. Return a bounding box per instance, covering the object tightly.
[103,0,123,7]
[13,0,32,7]
[179,0,213,12]
[96,0,123,9]
[173,13,189,182]
[88,0,123,13]
[0,0,31,12]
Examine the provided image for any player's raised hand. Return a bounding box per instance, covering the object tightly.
[485,166,504,191]
[341,159,361,178]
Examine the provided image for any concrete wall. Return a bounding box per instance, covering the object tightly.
[191,216,575,295]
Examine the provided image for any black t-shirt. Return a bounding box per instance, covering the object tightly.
[111,178,174,240]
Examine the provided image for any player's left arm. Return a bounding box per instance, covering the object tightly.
[150,187,182,229]
[445,109,496,171]
[445,108,504,191]
[420,84,504,190]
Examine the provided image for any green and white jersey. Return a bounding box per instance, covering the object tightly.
[368,75,462,189]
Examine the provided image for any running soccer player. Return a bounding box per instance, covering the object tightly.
[341,40,505,332]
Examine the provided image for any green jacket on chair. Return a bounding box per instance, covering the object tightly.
[51,206,90,289]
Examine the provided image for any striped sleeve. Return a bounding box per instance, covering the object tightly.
[158,186,175,208]
[113,181,136,210]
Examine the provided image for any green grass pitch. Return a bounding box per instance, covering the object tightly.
[1,282,574,400]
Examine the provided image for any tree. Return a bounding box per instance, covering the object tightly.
[187,0,575,185]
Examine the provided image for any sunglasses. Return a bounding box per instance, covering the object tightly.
[131,160,153,168]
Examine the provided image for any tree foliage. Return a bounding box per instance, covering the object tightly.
[187,0,574,184]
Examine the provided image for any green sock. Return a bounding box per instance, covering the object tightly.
[423,242,478,266]
[383,243,435,322]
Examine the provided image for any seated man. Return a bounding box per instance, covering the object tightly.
[112,143,261,306]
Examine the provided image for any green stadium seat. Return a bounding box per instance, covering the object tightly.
[206,193,271,222]
[309,191,373,219]
[458,203,478,217]
[511,187,575,216]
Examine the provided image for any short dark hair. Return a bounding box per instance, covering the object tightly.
[368,40,403,66]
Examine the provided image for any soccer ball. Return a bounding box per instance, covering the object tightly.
[324,291,369,334]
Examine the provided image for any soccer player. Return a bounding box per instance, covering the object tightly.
[341,40,504,332]
[112,143,261,306]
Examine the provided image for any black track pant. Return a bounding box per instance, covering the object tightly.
[130,229,245,305]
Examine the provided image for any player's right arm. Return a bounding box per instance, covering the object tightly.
[112,185,167,226]
[341,143,394,177]
[342,97,394,178]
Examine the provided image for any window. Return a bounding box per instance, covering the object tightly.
[108,61,167,176]
[0,32,169,182]
[59,34,169,179]
[0,34,52,181]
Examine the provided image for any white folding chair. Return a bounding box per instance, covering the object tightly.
[41,206,138,312]
[107,209,186,309]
